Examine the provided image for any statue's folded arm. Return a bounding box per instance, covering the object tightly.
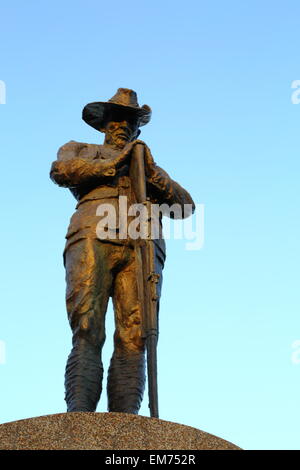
[50,141,116,188]
[147,165,195,219]
[50,158,115,188]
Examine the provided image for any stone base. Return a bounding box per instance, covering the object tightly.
[0,412,240,450]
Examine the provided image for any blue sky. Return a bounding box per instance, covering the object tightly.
[1,0,300,450]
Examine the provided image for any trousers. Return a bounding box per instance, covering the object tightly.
[63,237,163,413]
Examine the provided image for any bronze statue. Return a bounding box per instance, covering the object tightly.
[50,88,195,416]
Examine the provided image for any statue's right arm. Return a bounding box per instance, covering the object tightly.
[50,141,116,188]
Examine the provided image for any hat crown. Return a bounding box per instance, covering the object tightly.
[108,88,140,109]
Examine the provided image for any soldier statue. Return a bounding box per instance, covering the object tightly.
[50,88,195,415]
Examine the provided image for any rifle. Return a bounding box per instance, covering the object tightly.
[130,142,160,418]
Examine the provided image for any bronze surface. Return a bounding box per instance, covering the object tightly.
[50,88,195,415]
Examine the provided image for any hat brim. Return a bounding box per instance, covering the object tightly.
[82,101,151,131]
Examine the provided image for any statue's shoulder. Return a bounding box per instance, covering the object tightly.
[57,140,103,161]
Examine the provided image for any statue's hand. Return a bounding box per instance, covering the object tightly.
[123,139,156,177]
[102,165,116,177]
[109,140,156,177]
[112,140,137,168]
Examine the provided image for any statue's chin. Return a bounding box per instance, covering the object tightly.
[115,137,128,149]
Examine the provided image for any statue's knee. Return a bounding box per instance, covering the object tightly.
[66,286,93,318]
[125,303,142,327]
[71,312,105,348]
[114,321,145,353]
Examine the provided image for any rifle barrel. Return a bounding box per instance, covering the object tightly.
[130,143,159,419]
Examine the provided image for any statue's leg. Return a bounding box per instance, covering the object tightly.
[107,248,146,414]
[64,238,112,412]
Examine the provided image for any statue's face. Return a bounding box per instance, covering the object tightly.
[103,116,139,149]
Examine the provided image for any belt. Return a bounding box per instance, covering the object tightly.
[75,176,132,209]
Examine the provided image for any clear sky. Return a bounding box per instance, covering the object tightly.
[1,0,300,450]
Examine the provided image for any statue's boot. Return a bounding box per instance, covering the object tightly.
[65,337,103,412]
[107,352,146,414]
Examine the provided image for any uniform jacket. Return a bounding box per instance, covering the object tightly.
[50,140,195,262]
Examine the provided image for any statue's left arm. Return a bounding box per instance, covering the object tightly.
[142,144,195,219]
